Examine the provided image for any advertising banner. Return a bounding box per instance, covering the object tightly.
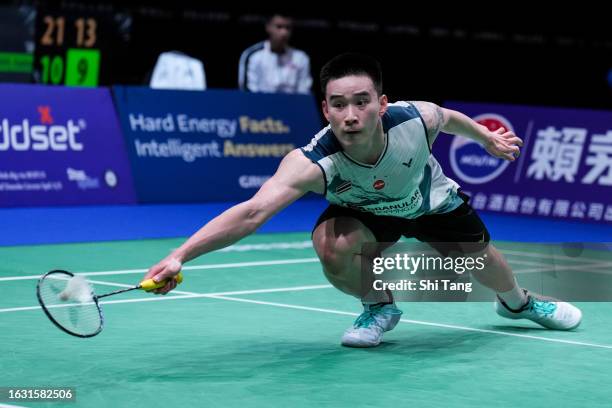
[434,102,612,224]
[113,87,321,202]
[0,84,136,206]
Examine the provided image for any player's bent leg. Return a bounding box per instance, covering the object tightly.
[312,217,402,347]
[418,201,582,331]
[471,244,518,293]
[312,216,376,299]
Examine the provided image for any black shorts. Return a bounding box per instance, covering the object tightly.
[313,194,490,244]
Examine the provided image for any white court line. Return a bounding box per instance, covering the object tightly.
[502,248,609,264]
[209,295,612,350]
[517,260,612,275]
[0,242,608,283]
[3,274,612,350]
[0,241,607,283]
[86,278,332,298]
[0,404,29,408]
[2,244,608,284]
[219,241,314,252]
[91,285,333,308]
[0,284,333,313]
[218,240,610,265]
[0,258,320,282]
[1,257,604,285]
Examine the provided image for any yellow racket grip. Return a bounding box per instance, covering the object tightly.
[140,272,184,292]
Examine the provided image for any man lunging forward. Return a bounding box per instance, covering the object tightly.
[144,53,581,347]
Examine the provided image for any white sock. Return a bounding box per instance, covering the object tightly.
[497,280,528,310]
[363,289,394,306]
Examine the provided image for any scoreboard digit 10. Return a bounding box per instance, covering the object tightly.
[34,10,106,87]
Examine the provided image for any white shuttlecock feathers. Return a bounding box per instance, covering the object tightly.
[58,275,93,303]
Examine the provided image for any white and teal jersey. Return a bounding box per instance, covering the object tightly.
[301,101,463,219]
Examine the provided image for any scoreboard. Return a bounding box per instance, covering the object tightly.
[33,8,130,87]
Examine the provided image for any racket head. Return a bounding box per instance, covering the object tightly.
[36,270,104,338]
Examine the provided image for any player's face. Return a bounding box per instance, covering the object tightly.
[322,75,388,147]
[266,16,292,48]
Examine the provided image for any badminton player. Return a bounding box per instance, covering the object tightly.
[143,53,582,347]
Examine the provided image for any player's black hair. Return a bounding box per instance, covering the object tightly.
[320,53,383,96]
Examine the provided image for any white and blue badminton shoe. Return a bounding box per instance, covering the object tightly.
[341,303,403,347]
[495,289,582,330]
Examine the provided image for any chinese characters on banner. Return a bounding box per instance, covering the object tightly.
[434,102,612,224]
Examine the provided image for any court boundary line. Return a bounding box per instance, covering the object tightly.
[0,284,334,313]
[209,295,612,350]
[0,258,321,282]
[216,240,612,265]
[4,275,612,350]
[3,256,612,284]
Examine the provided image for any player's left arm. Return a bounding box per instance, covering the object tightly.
[412,101,523,161]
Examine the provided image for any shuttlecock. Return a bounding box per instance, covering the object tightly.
[58,275,93,303]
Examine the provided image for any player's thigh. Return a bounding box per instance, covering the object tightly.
[312,216,377,265]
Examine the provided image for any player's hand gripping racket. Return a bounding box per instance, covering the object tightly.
[36,270,183,338]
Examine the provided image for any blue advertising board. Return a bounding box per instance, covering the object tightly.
[434,102,612,224]
[0,84,136,206]
[112,87,322,202]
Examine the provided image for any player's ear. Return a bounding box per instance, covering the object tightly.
[379,94,388,116]
[322,99,330,122]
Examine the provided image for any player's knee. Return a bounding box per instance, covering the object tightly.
[315,237,360,276]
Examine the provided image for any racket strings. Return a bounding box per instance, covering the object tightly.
[38,273,103,337]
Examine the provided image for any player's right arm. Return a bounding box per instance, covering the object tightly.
[144,149,324,293]
[412,101,523,161]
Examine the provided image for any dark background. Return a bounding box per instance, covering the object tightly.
[2,1,612,109]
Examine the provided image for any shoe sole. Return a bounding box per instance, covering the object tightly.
[341,340,382,348]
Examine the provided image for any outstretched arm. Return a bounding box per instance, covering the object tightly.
[144,149,324,293]
[412,101,523,161]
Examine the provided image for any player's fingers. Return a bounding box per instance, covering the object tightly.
[167,280,177,293]
[150,268,171,294]
[144,264,163,280]
[153,265,177,283]
[506,143,520,154]
[153,259,182,282]
[495,127,505,134]
[154,283,170,295]
[161,280,176,295]
[504,133,522,144]
[155,277,178,295]
[164,279,177,291]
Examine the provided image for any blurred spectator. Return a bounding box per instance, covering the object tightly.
[238,13,312,94]
[149,51,207,90]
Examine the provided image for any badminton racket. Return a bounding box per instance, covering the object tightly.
[36,269,183,338]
